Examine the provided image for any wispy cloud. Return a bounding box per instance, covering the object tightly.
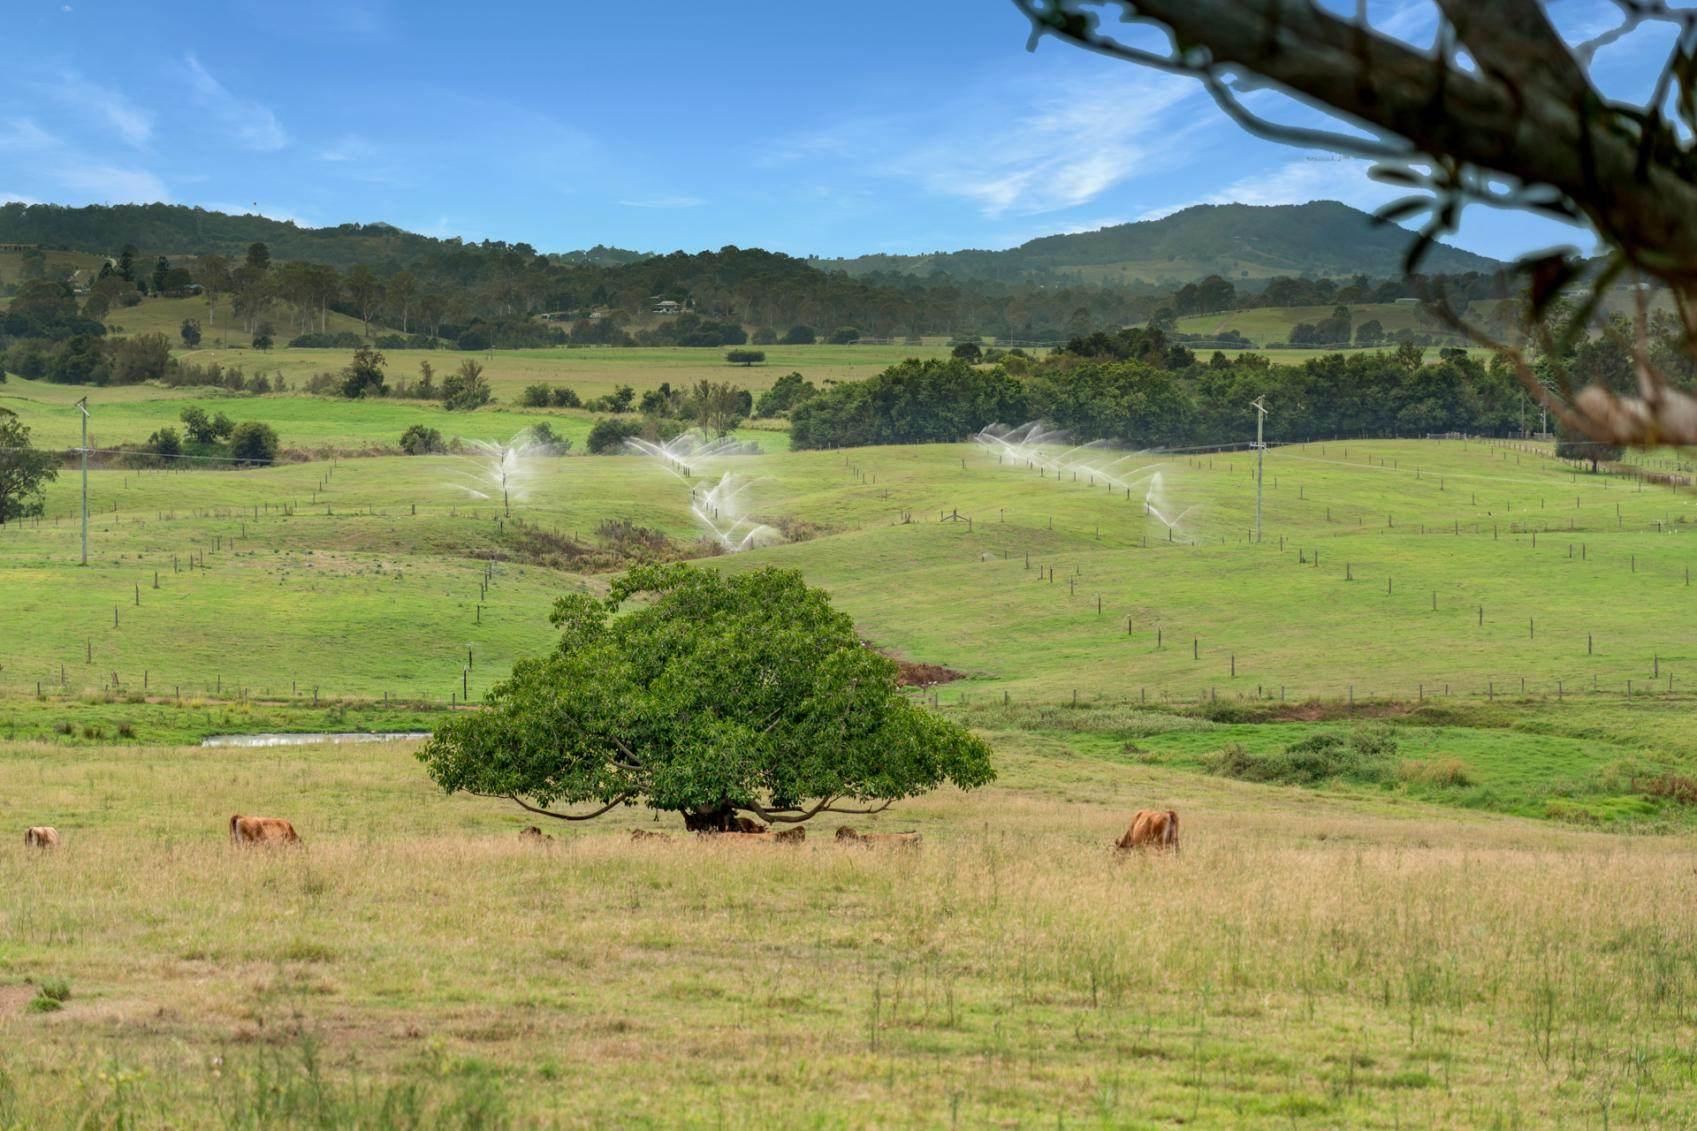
[44,70,153,146]
[53,161,169,202]
[770,68,1203,219]
[1204,156,1398,211]
[317,133,372,163]
[618,195,706,209]
[0,117,61,151]
[184,54,288,151]
[0,191,40,205]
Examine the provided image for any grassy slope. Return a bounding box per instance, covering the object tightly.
[1,429,1695,1122]
[100,294,370,347]
[0,733,1692,1126]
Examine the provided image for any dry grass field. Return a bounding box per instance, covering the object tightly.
[1,733,1694,1128]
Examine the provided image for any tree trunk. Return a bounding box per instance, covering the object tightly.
[681,803,740,832]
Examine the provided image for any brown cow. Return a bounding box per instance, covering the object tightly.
[771,826,806,844]
[520,825,554,842]
[1115,809,1179,853]
[835,826,921,847]
[24,827,59,849]
[630,829,671,842]
[733,816,768,834]
[229,814,301,846]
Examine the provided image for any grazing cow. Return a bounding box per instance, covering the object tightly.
[630,829,671,841]
[771,826,806,844]
[520,825,554,842]
[229,814,301,846]
[24,827,59,849]
[1115,809,1179,853]
[835,826,921,847]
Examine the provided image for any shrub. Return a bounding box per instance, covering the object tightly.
[1203,727,1399,786]
[441,360,491,411]
[781,324,817,345]
[521,383,553,407]
[1398,757,1475,788]
[27,979,71,1013]
[827,326,861,345]
[252,322,274,350]
[229,421,280,465]
[148,427,182,458]
[752,327,777,345]
[549,386,581,408]
[528,421,570,453]
[587,418,642,454]
[726,349,766,367]
[400,425,446,455]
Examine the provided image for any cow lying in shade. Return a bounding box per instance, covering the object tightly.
[835,826,921,847]
[520,826,554,842]
[630,829,671,842]
[1115,809,1179,853]
[24,827,59,849]
[229,814,301,845]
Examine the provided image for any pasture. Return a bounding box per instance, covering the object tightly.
[2,733,1696,1127]
[2,376,1697,1123]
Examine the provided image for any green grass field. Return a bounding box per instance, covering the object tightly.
[3,357,1697,1124]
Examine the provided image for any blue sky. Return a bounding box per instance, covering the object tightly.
[0,0,1671,262]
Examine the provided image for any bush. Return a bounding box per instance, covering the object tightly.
[521,383,553,407]
[228,421,279,465]
[400,424,446,455]
[289,331,364,349]
[27,978,71,1014]
[781,324,817,345]
[441,360,492,411]
[827,326,861,345]
[550,386,581,408]
[1397,757,1475,788]
[528,421,571,453]
[752,327,777,345]
[456,327,491,351]
[587,418,642,454]
[252,322,274,350]
[726,349,766,367]
[148,426,182,458]
[1203,727,1399,787]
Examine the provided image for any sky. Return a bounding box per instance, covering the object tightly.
[0,0,1678,262]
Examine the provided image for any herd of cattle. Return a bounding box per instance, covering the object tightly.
[19,808,1180,853]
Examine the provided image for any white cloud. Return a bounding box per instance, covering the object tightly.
[618,195,706,209]
[53,161,169,202]
[0,117,61,151]
[318,133,373,163]
[184,54,288,151]
[1,191,40,205]
[45,71,153,146]
[1204,157,1401,211]
[891,71,1200,218]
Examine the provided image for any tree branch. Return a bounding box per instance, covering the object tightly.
[467,792,633,821]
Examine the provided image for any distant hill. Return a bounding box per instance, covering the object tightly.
[0,202,651,271]
[820,202,1502,287]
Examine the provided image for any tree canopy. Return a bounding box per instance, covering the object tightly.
[417,564,994,829]
[0,413,57,526]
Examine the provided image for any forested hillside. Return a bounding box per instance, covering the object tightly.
[823,202,1502,285]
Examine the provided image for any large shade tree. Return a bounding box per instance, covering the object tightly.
[1012,0,1697,447]
[0,411,57,526]
[419,564,994,829]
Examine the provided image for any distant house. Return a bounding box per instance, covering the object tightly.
[651,299,684,315]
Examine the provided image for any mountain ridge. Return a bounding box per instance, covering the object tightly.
[819,201,1501,287]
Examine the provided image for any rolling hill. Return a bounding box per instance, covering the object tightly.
[821,201,1502,287]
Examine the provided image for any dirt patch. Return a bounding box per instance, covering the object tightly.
[0,985,38,1017]
[862,641,966,688]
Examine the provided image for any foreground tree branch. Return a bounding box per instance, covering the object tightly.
[1013,0,1697,445]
